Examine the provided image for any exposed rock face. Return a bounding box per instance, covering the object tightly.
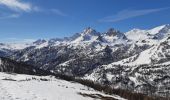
[0,57,51,75]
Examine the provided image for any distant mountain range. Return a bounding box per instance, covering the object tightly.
[1,24,170,97]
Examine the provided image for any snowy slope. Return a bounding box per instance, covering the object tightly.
[111,46,157,65]
[125,29,149,41]
[146,24,170,41]
[125,24,170,42]
[0,72,126,100]
[148,25,168,35]
[0,43,31,50]
[108,36,170,66]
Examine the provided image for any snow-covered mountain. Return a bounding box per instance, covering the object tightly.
[71,27,100,43]
[125,24,170,44]
[148,24,170,39]
[0,42,32,58]
[1,24,170,98]
[0,43,31,50]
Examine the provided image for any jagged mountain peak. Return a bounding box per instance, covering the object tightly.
[105,28,122,36]
[102,28,127,42]
[69,27,100,43]
[83,27,95,32]
[33,39,47,45]
[82,27,99,35]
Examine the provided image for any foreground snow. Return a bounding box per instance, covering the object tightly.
[0,72,125,100]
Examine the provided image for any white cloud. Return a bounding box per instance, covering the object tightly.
[50,9,67,16]
[0,0,36,19]
[0,0,32,12]
[35,8,68,16]
[0,13,20,19]
[0,0,67,19]
[99,7,170,22]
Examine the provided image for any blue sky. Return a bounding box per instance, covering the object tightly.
[0,0,170,43]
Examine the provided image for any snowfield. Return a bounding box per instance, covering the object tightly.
[0,72,126,100]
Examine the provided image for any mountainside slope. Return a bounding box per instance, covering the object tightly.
[1,24,170,97]
[0,57,51,75]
